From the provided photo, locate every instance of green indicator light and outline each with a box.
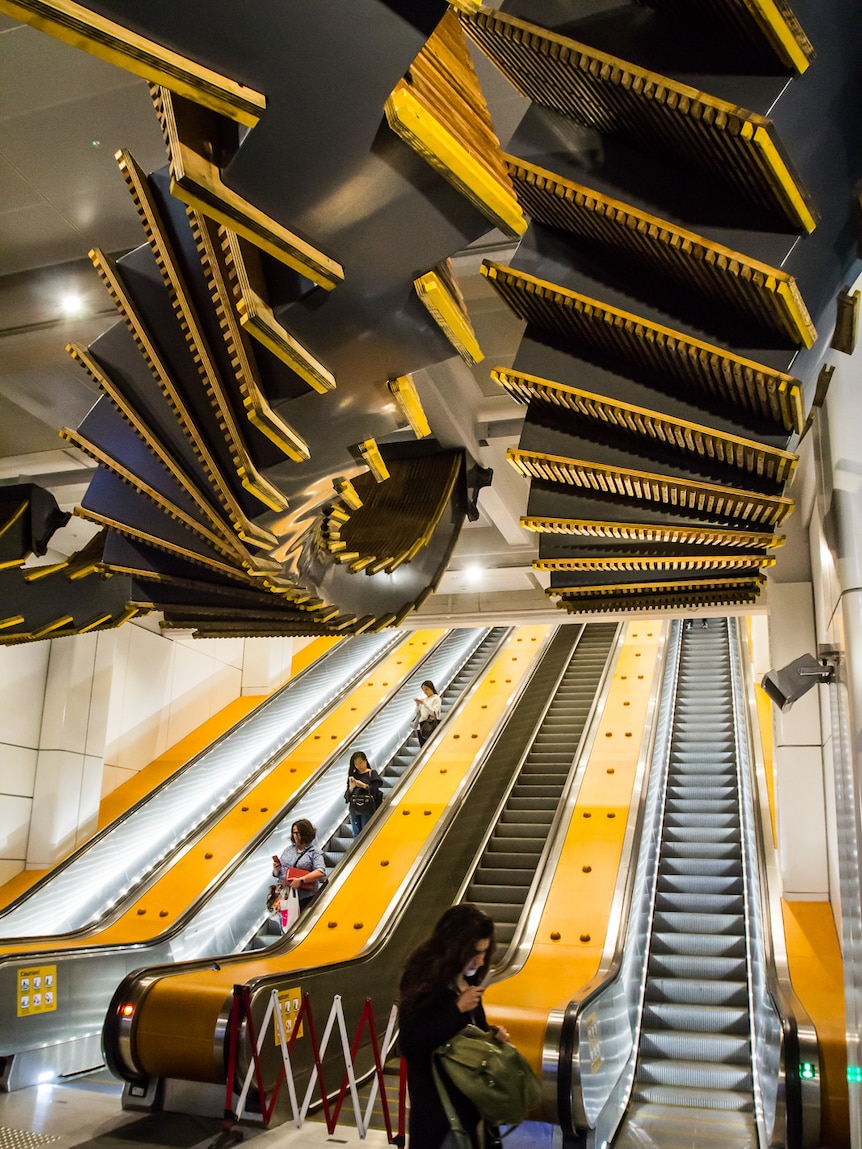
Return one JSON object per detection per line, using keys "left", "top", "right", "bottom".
{"left": 800, "top": 1063, "right": 816, "bottom": 1080}
{"left": 848, "top": 1066, "right": 862, "bottom": 1084}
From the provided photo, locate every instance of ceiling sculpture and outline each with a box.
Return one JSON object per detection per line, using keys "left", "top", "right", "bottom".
{"left": 0, "top": 0, "right": 858, "bottom": 641}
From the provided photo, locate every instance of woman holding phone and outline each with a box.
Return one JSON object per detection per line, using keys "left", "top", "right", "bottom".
{"left": 398, "top": 904, "right": 509, "bottom": 1149}
{"left": 271, "top": 818, "right": 326, "bottom": 914}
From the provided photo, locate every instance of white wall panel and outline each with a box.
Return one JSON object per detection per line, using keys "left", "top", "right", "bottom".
{"left": 75, "top": 753, "right": 105, "bottom": 846}
{"left": 768, "top": 582, "right": 822, "bottom": 750}
{"left": 39, "top": 633, "right": 97, "bottom": 753}
{"left": 0, "top": 641, "right": 49, "bottom": 750}
{"left": 100, "top": 762, "right": 136, "bottom": 800}
{"left": 0, "top": 794, "right": 32, "bottom": 865}
{"left": 161, "top": 641, "right": 240, "bottom": 754}
{"left": 0, "top": 743, "right": 37, "bottom": 798}
{"left": 0, "top": 859, "right": 25, "bottom": 885}
{"left": 106, "top": 624, "right": 174, "bottom": 773}
{"left": 241, "top": 636, "right": 294, "bottom": 695}
{"left": 776, "top": 744, "right": 830, "bottom": 898}
{"left": 26, "top": 748, "right": 87, "bottom": 865}
{"left": 87, "top": 629, "right": 118, "bottom": 758}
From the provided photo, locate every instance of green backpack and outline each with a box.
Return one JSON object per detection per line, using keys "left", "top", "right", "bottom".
{"left": 433, "top": 1023, "right": 542, "bottom": 1130}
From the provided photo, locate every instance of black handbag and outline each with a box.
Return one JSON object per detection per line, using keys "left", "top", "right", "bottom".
{"left": 349, "top": 788, "right": 376, "bottom": 816}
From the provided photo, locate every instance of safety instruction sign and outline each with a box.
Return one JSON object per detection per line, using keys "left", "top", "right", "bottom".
{"left": 273, "top": 986, "right": 303, "bottom": 1046}
{"left": 17, "top": 965, "right": 57, "bottom": 1017}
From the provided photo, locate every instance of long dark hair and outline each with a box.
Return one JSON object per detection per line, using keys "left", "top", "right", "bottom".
{"left": 399, "top": 904, "right": 496, "bottom": 1014}
{"left": 421, "top": 679, "right": 438, "bottom": 695}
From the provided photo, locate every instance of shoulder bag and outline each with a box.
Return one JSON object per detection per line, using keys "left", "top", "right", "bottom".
{"left": 433, "top": 1023, "right": 541, "bottom": 1128}
{"left": 349, "top": 788, "right": 376, "bottom": 816}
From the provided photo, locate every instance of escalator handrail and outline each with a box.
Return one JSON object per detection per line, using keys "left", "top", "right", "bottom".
{"left": 552, "top": 619, "right": 680, "bottom": 1136}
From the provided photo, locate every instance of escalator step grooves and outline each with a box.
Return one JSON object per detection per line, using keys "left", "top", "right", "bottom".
{"left": 633, "top": 620, "right": 755, "bottom": 1115}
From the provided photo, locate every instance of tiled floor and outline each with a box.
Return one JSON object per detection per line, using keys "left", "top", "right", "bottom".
{"left": 0, "top": 1070, "right": 556, "bottom": 1149}
{"left": 0, "top": 1069, "right": 393, "bottom": 1149}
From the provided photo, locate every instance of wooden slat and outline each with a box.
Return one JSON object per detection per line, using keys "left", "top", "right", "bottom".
{"left": 483, "top": 262, "right": 805, "bottom": 434}
{"left": 117, "top": 148, "right": 291, "bottom": 514}
{"left": 505, "top": 155, "right": 815, "bottom": 347}
{"left": 521, "top": 515, "right": 783, "bottom": 549}
{"left": 495, "top": 368, "right": 798, "bottom": 486}
{"left": 385, "top": 10, "right": 525, "bottom": 236}
{"left": 540, "top": 553, "right": 774, "bottom": 573}
{"left": 641, "top": 0, "right": 814, "bottom": 74}
{"left": 459, "top": 5, "right": 816, "bottom": 231}
{"left": 552, "top": 575, "right": 765, "bottom": 612}
{"left": 0, "top": 0, "right": 266, "bottom": 124}
{"left": 508, "top": 447, "right": 793, "bottom": 526}
{"left": 87, "top": 249, "right": 278, "bottom": 551}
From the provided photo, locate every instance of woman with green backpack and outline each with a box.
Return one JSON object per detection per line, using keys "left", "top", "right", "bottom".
{"left": 398, "top": 905, "right": 516, "bottom": 1149}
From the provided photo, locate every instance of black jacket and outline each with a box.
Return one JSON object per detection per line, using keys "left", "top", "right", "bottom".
{"left": 399, "top": 986, "right": 489, "bottom": 1149}
{"left": 344, "top": 764, "right": 383, "bottom": 809}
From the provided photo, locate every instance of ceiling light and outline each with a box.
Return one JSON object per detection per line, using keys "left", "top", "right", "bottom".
{"left": 59, "top": 293, "right": 85, "bottom": 318}
{"left": 464, "top": 564, "right": 483, "bottom": 584}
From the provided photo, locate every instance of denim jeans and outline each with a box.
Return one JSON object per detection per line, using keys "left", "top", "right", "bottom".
{"left": 350, "top": 812, "right": 372, "bottom": 837}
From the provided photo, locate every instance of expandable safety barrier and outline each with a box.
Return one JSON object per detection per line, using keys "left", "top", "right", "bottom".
{"left": 215, "top": 984, "right": 405, "bottom": 1146}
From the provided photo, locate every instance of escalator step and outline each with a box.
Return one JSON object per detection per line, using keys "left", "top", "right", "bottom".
{"left": 648, "top": 953, "right": 747, "bottom": 979}
{"left": 510, "top": 786, "right": 568, "bottom": 800}
{"left": 486, "top": 837, "right": 548, "bottom": 854}
{"left": 661, "top": 841, "right": 740, "bottom": 860}
{"left": 635, "top": 1057, "right": 752, "bottom": 1092}
{"left": 493, "top": 823, "right": 548, "bottom": 840}
{"left": 642, "top": 1001, "right": 749, "bottom": 1035}
{"left": 639, "top": 1029, "right": 750, "bottom": 1064}
{"left": 482, "top": 850, "right": 537, "bottom": 864}
{"left": 653, "top": 911, "right": 744, "bottom": 935}
{"left": 660, "top": 858, "right": 742, "bottom": 878}
{"left": 651, "top": 932, "right": 746, "bottom": 959}
{"left": 665, "top": 799, "right": 738, "bottom": 815}
{"left": 499, "top": 809, "right": 556, "bottom": 825}
{"left": 645, "top": 978, "right": 749, "bottom": 1007}
{"left": 657, "top": 875, "right": 743, "bottom": 895}
{"left": 630, "top": 1083, "right": 754, "bottom": 1111}
{"left": 654, "top": 892, "right": 744, "bottom": 913}
{"left": 470, "top": 872, "right": 534, "bottom": 893}
{"left": 471, "top": 901, "right": 521, "bottom": 924}
{"left": 466, "top": 884, "right": 530, "bottom": 904}
{"left": 507, "top": 797, "right": 560, "bottom": 811}
{"left": 663, "top": 827, "right": 740, "bottom": 843}
{"left": 664, "top": 813, "right": 740, "bottom": 829}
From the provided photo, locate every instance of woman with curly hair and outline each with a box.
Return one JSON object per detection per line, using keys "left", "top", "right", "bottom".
{"left": 398, "top": 904, "right": 509, "bottom": 1149}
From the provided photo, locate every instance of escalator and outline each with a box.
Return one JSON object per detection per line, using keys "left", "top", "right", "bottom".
{"left": 102, "top": 623, "right": 621, "bottom": 1111}
{"left": 465, "top": 622, "right": 618, "bottom": 948}
{"left": 631, "top": 619, "right": 755, "bottom": 1134}
{"left": 555, "top": 619, "right": 818, "bottom": 1149}
{"left": 0, "top": 627, "right": 506, "bottom": 1089}
{"left": 323, "top": 627, "right": 510, "bottom": 872}
{"left": 0, "top": 630, "right": 401, "bottom": 941}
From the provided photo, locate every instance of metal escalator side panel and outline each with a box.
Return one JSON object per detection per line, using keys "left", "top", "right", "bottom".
{"left": 552, "top": 619, "right": 682, "bottom": 1137}
{"left": 730, "top": 619, "right": 820, "bottom": 1149}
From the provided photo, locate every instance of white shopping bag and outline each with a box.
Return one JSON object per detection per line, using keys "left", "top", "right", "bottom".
{"left": 279, "top": 885, "right": 300, "bottom": 930}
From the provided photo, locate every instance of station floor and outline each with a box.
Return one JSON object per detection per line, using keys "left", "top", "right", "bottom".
{"left": 0, "top": 1068, "right": 557, "bottom": 1149}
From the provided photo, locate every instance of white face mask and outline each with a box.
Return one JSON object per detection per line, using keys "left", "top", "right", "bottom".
{"left": 464, "top": 962, "right": 480, "bottom": 978}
